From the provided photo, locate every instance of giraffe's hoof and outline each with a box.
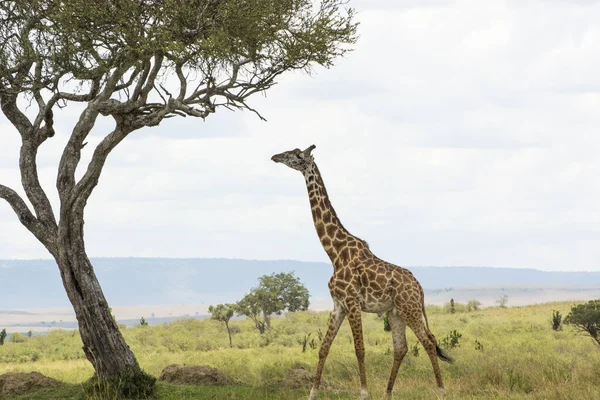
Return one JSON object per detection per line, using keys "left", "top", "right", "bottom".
{"left": 382, "top": 392, "right": 392, "bottom": 400}
{"left": 308, "top": 387, "right": 318, "bottom": 400}
{"left": 361, "top": 388, "right": 369, "bottom": 400}
{"left": 437, "top": 387, "right": 446, "bottom": 399}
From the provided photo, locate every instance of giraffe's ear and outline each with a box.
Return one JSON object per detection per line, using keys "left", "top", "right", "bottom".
{"left": 303, "top": 144, "right": 316, "bottom": 156}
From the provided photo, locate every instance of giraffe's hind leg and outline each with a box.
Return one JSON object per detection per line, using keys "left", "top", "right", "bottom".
{"left": 405, "top": 317, "right": 445, "bottom": 392}
{"left": 384, "top": 309, "right": 408, "bottom": 400}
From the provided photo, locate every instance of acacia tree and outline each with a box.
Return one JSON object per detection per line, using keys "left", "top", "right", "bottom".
{"left": 208, "top": 303, "right": 235, "bottom": 348}
{"left": 237, "top": 272, "right": 309, "bottom": 332}
{"left": 236, "top": 291, "right": 267, "bottom": 334}
{"left": 564, "top": 300, "right": 600, "bottom": 347}
{"left": 0, "top": 0, "right": 356, "bottom": 396}
{"left": 256, "top": 271, "right": 310, "bottom": 329}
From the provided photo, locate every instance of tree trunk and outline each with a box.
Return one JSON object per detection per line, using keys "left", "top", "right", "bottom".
{"left": 264, "top": 312, "right": 271, "bottom": 330}
{"left": 55, "top": 213, "right": 154, "bottom": 397}
{"left": 225, "top": 321, "right": 232, "bottom": 348}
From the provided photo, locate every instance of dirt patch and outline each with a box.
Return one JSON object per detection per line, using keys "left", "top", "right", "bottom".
{"left": 158, "top": 364, "right": 235, "bottom": 386}
{"left": 0, "top": 372, "right": 61, "bottom": 396}
{"left": 272, "top": 367, "right": 334, "bottom": 390}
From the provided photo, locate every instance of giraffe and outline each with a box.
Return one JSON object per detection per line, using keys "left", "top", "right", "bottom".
{"left": 271, "top": 145, "right": 453, "bottom": 400}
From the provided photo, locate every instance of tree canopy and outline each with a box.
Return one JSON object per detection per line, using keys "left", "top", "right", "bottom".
{"left": 236, "top": 272, "right": 309, "bottom": 333}
{"left": 208, "top": 303, "right": 236, "bottom": 347}
{"left": 564, "top": 300, "right": 600, "bottom": 347}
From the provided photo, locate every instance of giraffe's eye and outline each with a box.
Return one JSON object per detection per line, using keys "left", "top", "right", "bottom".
{"left": 295, "top": 153, "right": 302, "bottom": 159}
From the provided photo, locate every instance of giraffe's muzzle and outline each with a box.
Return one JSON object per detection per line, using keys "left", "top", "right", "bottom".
{"left": 271, "top": 154, "right": 284, "bottom": 163}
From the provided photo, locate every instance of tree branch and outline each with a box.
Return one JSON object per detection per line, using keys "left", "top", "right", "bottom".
{"left": 0, "top": 183, "right": 56, "bottom": 253}
{"left": 19, "top": 138, "right": 58, "bottom": 229}
{"left": 69, "top": 124, "right": 134, "bottom": 212}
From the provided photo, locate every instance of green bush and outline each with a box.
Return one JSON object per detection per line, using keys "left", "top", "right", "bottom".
{"left": 9, "top": 332, "right": 27, "bottom": 343}
{"left": 551, "top": 310, "right": 562, "bottom": 331}
{"left": 564, "top": 300, "right": 600, "bottom": 346}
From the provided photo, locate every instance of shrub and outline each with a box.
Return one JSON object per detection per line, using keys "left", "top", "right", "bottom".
{"left": 551, "top": 310, "right": 562, "bottom": 331}
{"left": 467, "top": 300, "right": 482, "bottom": 312}
{"left": 443, "top": 301, "right": 468, "bottom": 314}
{"left": 410, "top": 342, "right": 420, "bottom": 357}
{"left": 440, "top": 330, "right": 462, "bottom": 349}
{"left": 474, "top": 339, "right": 484, "bottom": 351}
{"left": 496, "top": 294, "right": 509, "bottom": 308}
{"left": 383, "top": 314, "right": 391, "bottom": 332}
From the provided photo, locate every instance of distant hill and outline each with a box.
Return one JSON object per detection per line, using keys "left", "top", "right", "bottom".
{"left": 1, "top": 258, "right": 600, "bottom": 309}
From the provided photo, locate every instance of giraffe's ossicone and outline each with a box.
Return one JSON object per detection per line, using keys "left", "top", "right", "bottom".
{"left": 272, "top": 145, "right": 453, "bottom": 400}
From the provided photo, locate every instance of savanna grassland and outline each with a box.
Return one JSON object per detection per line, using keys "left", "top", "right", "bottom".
{"left": 1, "top": 301, "right": 599, "bottom": 399}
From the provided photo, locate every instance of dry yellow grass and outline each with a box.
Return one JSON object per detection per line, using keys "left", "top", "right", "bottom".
{"left": 2, "top": 301, "right": 600, "bottom": 399}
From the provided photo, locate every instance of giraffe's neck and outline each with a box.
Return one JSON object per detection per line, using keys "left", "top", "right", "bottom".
{"left": 303, "top": 163, "right": 355, "bottom": 263}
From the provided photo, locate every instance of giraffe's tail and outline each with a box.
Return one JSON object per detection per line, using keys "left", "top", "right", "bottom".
{"left": 422, "top": 295, "right": 455, "bottom": 364}
{"left": 436, "top": 345, "right": 454, "bottom": 363}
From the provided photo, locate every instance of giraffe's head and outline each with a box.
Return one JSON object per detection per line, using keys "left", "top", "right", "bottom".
{"left": 271, "top": 145, "right": 316, "bottom": 172}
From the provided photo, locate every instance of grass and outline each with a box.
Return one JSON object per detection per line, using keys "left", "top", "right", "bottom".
{"left": 2, "top": 301, "right": 600, "bottom": 399}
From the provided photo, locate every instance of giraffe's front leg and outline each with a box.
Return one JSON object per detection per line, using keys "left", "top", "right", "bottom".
{"left": 310, "top": 301, "right": 346, "bottom": 400}
{"left": 346, "top": 303, "right": 368, "bottom": 400}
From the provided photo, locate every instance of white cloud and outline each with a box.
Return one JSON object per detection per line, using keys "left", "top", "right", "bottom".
{"left": 1, "top": 1, "right": 600, "bottom": 271}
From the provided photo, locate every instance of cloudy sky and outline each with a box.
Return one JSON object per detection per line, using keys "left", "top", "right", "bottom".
{"left": 1, "top": 0, "right": 600, "bottom": 271}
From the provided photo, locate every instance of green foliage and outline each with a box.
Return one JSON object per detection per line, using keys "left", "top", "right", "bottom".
{"left": 564, "top": 300, "right": 600, "bottom": 346}
{"left": 236, "top": 272, "right": 309, "bottom": 333}
{"left": 497, "top": 294, "right": 509, "bottom": 308}
{"left": 0, "top": 0, "right": 357, "bottom": 119}
{"left": 551, "top": 310, "right": 562, "bottom": 331}
{"left": 474, "top": 339, "right": 484, "bottom": 351}
{"left": 410, "top": 342, "right": 420, "bottom": 357}
{"left": 440, "top": 329, "right": 462, "bottom": 349}
{"left": 209, "top": 304, "right": 235, "bottom": 324}
{"left": 467, "top": 300, "right": 482, "bottom": 312}
{"left": 235, "top": 292, "right": 266, "bottom": 334}
{"left": 443, "top": 300, "right": 468, "bottom": 314}
{"left": 0, "top": 328, "right": 6, "bottom": 345}
{"left": 9, "top": 332, "right": 27, "bottom": 343}
{"left": 382, "top": 314, "right": 391, "bottom": 332}
{"left": 140, "top": 317, "right": 148, "bottom": 327}
{"left": 256, "top": 272, "right": 310, "bottom": 315}
{"left": 209, "top": 303, "right": 236, "bottom": 348}
{"left": 300, "top": 328, "right": 323, "bottom": 352}
{"left": 300, "top": 332, "right": 319, "bottom": 352}
{"left": 83, "top": 367, "right": 156, "bottom": 400}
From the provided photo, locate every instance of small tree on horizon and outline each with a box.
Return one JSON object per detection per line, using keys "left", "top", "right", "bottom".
{"left": 496, "top": 294, "right": 509, "bottom": 308}
{"left": 9, "top": 332, "right": 26, "bottom": 343}
{"left": 235, "top": 292, "right": 266, "bottom": 334}
{"left": 450, "top": 298, "right": 456, "bottom": 314}
{"left": 236, "top": 272, "right": 310, "bottom": 333}
{"left": 208, "top": 303, "right": 235, "bottom": 348}
{"left": 467, "top": 300, "right": 481, "bottom": 312}
{"left": 564, "top": 300, "right": 600, "bottom": 347}
{"left": 0, "top": 329, "right": 6, "bottom": 345}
